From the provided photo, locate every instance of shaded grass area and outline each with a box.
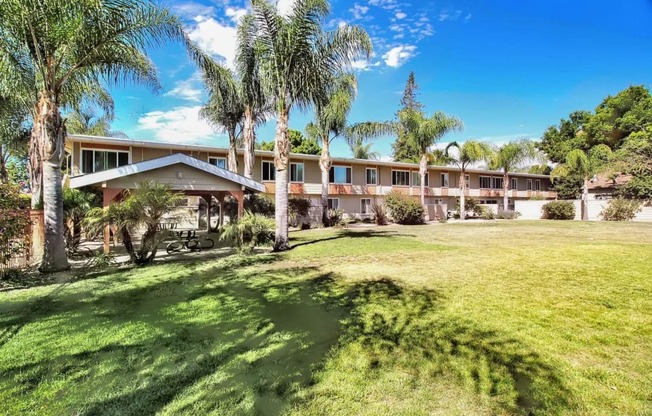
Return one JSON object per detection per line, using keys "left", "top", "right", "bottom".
{"left": 1, "top": 223, "right": 651, "bottom": 415}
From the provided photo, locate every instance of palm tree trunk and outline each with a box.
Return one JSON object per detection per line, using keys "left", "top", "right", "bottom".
{"left": 459, "top": 171, "right": 466, "bottom": 221}
{"left": 503, "top": 172, "right": 509, "bottom": 211}
{"left": 273, "top": 108, "right": 290, "bottom": 251}
{"left": 582, "top": 178, "right": 589, "bottom": 221}
{"left": 420, "top": 153, "right": 427, "bottom": 219}
{"left": 36, "top": 97, "right": 70, "bottom": 272}
{"left": 227, "top": 128, "right": 238, "bottom": 173}
{"left": 320, "top": 137, "right": 331, "bottom": 226}
{"left": 243, "top": 106, "right": 256, "bottom": 179}
{"left": 29, "top": 130, "right": 42, "bottom": 208}
{"left": 0, "top": 150, "right": 8, "bottom": 184}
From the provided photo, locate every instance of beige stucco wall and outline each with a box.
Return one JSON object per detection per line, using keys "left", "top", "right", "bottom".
{"left": 105, "top": 164, "right": 242, "bottom": 192}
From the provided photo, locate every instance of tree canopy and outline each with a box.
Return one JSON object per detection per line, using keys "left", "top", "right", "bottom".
{"left": 258, "top": 129, "right": 321, "bottom": 155}
{"left": 392, "top": 72, "right": 423, "bottom": 162}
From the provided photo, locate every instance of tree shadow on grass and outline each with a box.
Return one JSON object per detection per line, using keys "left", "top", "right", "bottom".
{"left": 290, "top": 229, "right": 417, "bottom": 249}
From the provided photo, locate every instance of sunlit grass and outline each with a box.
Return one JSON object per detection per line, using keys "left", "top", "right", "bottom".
{"left": 1, "top": 221, "right": 651, "bottom": 415}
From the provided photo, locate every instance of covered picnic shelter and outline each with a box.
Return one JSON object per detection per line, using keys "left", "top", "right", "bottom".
{"left": 69, "top": 153, "right": 266, "bottom": 253}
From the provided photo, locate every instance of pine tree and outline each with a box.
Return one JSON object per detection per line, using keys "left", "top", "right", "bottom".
{"left": 392, "top": 71, "right": 424, "bottom": 162}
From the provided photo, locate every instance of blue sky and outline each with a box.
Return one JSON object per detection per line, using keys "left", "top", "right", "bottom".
{"left": 110, "top": 0, "right": 652, "bottom": 159}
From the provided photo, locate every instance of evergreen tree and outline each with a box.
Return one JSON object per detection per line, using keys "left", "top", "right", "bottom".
{"left": 392, "top": 72, "right": 423, "bottom": 162}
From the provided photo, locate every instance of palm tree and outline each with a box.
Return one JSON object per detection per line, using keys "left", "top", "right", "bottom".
{"left": 66, "top": 106, "right": 128, "bottom": 138}
{"left": 0, "top": 0, "right": 216, "bottom": 272}
{"left": 489, "top": 140, "right": 539, "bottom": 210}
{"left": 445, "top": 140, "right": 494, "bottom": 220}
{"left": 200, "top": 71, "right": 244, "bottom": 172}
{"left": 350, "top": 139, "right": 380, "bottom": 160}
{"left": 250, "top": 0, "right": 372, "bottom": 250}
{"left": 551, "top": 145, "right": 612, "bottom": 221}
{"left": 305, "top": 73, "right": 391, "bottom": 225}
{"left": 400, "top": 109, "right": 463, "bottom": 210}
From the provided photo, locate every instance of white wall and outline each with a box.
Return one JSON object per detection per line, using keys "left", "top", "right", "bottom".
{"left": 514, "top": 199, "right": 652, "bottom": 222}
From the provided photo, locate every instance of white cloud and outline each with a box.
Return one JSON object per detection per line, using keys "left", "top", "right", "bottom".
{"left": 368, "top": 0, "right": 398, "bottom": 11}
{"left": 171, "top": 2, "right": 215, "bottom": 19}
{"left": 350, "top": 59, "right": 380, "bottom": 71}
{"left": 439, "top": 10, "right": 463, "bottom": 22}
{"left": 187, "top": 15, "right": 237, "bottom": 69}
{"left": 276, "top": 0, "right": 296, "bottom": 17}
{"left": 350, "top": 3, "right": 369, "bottom": 20}
{"left": 137, "top": 106, "right": 218, "bottom": 142}
{"left": 163, "top": 75, "right": 203, "bottom": 102}
{"left": 395, "top": 11, "right": 407, "bottom": 20}
{"left": 382, "top": 45, "right": 417, "bottom": 68}
{"left": 225, "top": 7, "right": 248, "bottom": 24}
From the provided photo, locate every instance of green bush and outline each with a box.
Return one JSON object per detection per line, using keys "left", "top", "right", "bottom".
{"left": 614, "top": 176, "right": 652, "bottom": 200}
{"left": 496, "top": 209, "right": 520, "bottom": 219}
{"left": 371, "top": 203, "right": 388, "bottom": 226}
{"left": 325, "top": 209, "right": 344, "bottom": 227}
{"left": 600, "top": 198, "right": 642, "bottom": 221}
{"left": 289, "top": 197, "right": 312, "bottom": 227}
{"left": 478, "top": 206, "right": 495, "bottom": 220}
{"left": 384, "top": 192, "right": 425, "bottom": 225}
{"left": 220, "top": 211, "right": 275, "bottom": 253}
{"left": 542, "top": 201, "right": 576, "bottom": 220}
{"left": 224, "top": 194, "right": 275, "bottom": 219}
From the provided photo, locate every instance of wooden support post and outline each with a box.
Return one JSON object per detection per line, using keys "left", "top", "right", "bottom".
{"left": 205, "top": 194, "right": 212, "bottom": 232}
{"left": 216, "top": 192, "right": 225, "bottom": 227}
{"left": 102, "top": 188, "right": 122, "bottom": 254}
{"left": 231, "top": 190, "right": 244, "bottom": 221}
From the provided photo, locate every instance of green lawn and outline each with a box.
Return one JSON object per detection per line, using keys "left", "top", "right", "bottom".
{"left": 1, "top": 221, "right": 651, "bottom": 415}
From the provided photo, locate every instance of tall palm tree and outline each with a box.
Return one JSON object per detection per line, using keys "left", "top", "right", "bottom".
{"left": 489, "top": 140, "right": 539, "bottom": 210}
{"left": 400, "top": 109, "right": 463, "bottom": 210}
{"left": 551, "top": 145, "right": 612, "bottom": 221}
{"left": 305, "top": 73, "right": 392, "bottom": 225}
{"left": 0, "top": 0, "right": 217, "bottom": 272}
{"left": 445, "top": 140, "right": 494, "bottom": 220}
{"left": 200, "top": 71, "right": 244, "bottom": 172}
{"left": 350, "top": 139, "right": 380, "bottom": 160}
{"left": 250, "top": 0, "right": 372, "bottom": 250}
{"left": 66, "top": 105, "right": 127, "bottom": 138}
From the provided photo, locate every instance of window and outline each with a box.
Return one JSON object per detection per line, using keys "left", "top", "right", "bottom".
{"left": 361, "top": 198, "right": 372, "bottom": 214}
{"left": 208, "top": 157, "right": 226, "bottom": 169}
{"left": 511, "top": 178, "right": 518, "bottom": 190}
{"left": 290, "top": 163, "right": 304, "bottom": 182}
{"left": 493, "top": 177, "right": 504, "bottom": 190}
{"left": 262, "top": 161, "right": 276, "bottom": 181}
{"left": 479, "top": 200, "right": 498, "bottom": 205}
{"left": 366, "top": 168, "right": 377, "bottom": 185}
{"left": 412, "top": 172, "right": 429, "bottom": 187}
{"left": 465, "top": 174, "right": 470, "bottom": 188}
{"left": 479, "top": 176, "right": 492, "bottom": 189}
{"left": 329, "top": 166, "right": 352, "bottom": 184}
{"left": 440, "top": 173, "right": 449, "bottom": 188}
{"left": 527, "top": 179, "right": 533, "bottom": 190}
{"left": 535, "top": 180, "right": 541, "bottom": 191}
{"left": 81, "top": 149, "right": 129, "bottom": 173}
{"left": 327, "top": 198, "right": 339, "bottom": 210}
{"left": 392, "top": 170, "right": 410, "bottom": 186}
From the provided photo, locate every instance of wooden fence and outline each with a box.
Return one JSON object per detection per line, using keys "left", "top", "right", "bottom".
{"left": 0, "top": 210, "right": 44, "bottom": 273}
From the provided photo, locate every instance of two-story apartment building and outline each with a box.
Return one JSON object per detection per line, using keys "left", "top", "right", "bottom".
{"left": 66, "top": 134, "right": 556, "bottom": 221}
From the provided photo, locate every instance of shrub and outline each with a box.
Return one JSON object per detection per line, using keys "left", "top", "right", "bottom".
{"left": 371, "top": 203, "right": 388, "bottom": 226}
{"left": 478, "top": 206, "right": 495, "bottom": 220}
{"left": 496, "top": 209, "right": 521, "bottom": 220}
{"left": 63, "top": 187, "right": 101, "bottom": 252}
{"left": 384, "top": 192, "right": 425, "bottom": 225}
{"left": 289, "top": 197, "right": 312, "bottom": 227}
{"left": 457, "top": 197, "right": 479, "bottom": 217}
{"left": 224, "top": 194, "right": 275, "bottom": 219}
{"left": 325, "top": 209, "right": 343, "bottom": 227}
{"left": 600, "top": 198, "right": 642, "bottom": 221}
{"left": 220, "top": 211, "right": 275, "bottom": 253}
{"left": 0, "top": 183, "right": 31, "bottom": 272}
{"left": 542, "top": 201, "right": 576, "bottom": 220}
{"left": 614, "top": 176, "right": 652, "bottom": 200}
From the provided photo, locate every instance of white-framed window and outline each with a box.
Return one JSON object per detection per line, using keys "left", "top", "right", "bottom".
{"left": 527, "top": 179, "right": 533, "bottom": 191}
{"left": 412, "top": 172, "right": 429, "bottom": 187}
{"left": 535, "top": 179, "right": 541, "bottom": 191}
{"left": 327, "top": 198, "right": 340, "bottom": 210}
{"left": 366, "top": 168, "right": 377, "bottom": 185}
{"left": 440, "top": 172, "right": 449, "bottom": 188}
{"left": 329, "top": 166, "right": 352, "bottom": 184}
{"left": 392, "top": 170, "right": 410, "bottom": 186}
{"left": 208, "top": 157, "right": 227, "bottom": 169}
{"left": 493, "top": 177, "right": 504, "bottom": 190}
{"left": 290, "top": 162, "right": 304, "bottom": 182}
{"left": 262, "top": 161, "right": 276, "bottom": 182}
{"left": 81, "top": 149, "right": 130, "bottom": 173}
{"left": 361, "top": 198, "right": 372, "bottom": 214}
{"left": 511, "top": 177, "right": 518, "bottom": 190}
{"left": 465, "top": 174, "right": 470, "bottom": 188}
{"left": 479, "top": 176, "right": 492, "bottom": 189}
